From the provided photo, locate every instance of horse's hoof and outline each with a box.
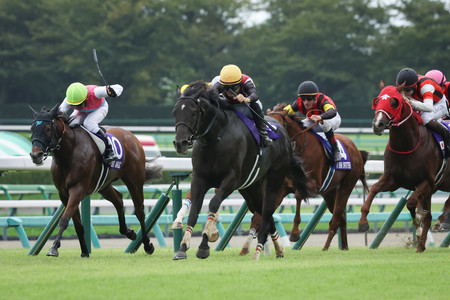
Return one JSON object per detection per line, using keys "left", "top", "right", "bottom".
{"left": 239, "top": 248, "right": 249, "bottom": 256}
{"left": 81, "top": 252, "right": 90, "bottom": 258}
{"left": 46, "top": 248, "right": 59, "bottom": 257}
{"left": 196, "top": 248, "right": 210, "bottom": 259}
{"left": 126, "top": 229, "right": 137, "bottom": 240}
{"left": 144, "top": 243, "right": 155, "bottom": 255}
{"left": 171, "top": 222, "right": 183, "bottom": 229}
{"left": 358, "top": 223, "right": 369, "bottom": 232}
{"left": 173, "top": 251, "right": 187, "bottom": 260}
{"left": 208, "top": 231, "right": 219, "bottom": 243}
{"left": 289, "top": 233, "right": 300, "bottom": 242}
{"left": 439, "top": 223, "right": 450, "bottom": 232}
{"left": 276, "top": 255, "right": 284, "bottom": 258}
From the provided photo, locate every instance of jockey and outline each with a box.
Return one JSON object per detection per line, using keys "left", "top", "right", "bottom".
{"left": 396, "top": 67, "right": 450, "bottom": 151}
{"left": 425, "top": 69, "right": 450, "bottom": 115}
{"left": 210, "top": 64, "right": 272, "bottom": 147}
{"left": 283, "top": 80, "right": 342, "bottom": 162}
{"left": 59, "top": 82, "right": 124, "bottom": 164}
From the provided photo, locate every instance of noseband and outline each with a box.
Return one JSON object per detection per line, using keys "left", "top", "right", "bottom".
{"left": 174, "top": 95, "right": 220, "bottom": 144}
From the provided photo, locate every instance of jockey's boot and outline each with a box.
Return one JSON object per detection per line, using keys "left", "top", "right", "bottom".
{"left": 325, "top": 129, "right": 341, "bottom": 162}
{"left": 97, "top": 128, "right": 119, "bottom": 164}
{"left": 255, "top": 116, "right": 272, "bottom": 147}
{"left": 426, "top": 120, "right": 450, "bottom": 153}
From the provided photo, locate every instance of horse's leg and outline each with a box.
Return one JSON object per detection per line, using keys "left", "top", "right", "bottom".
{"left": 173, "top": 181, "right": 209, "bottom": 260}
{"left": 407, "top": 183, "right": 433, "bottom": 252}
{"left": 197, "top": 186, "right": 233, "bottom": 259}
{"left": 101, "top": 186, "right": 137, "bottom": 240}
{"left": 240, "top": 214, "right": 259, "bottom": 256}
{"left": 47, "top": 190, "right": 83, "bottom": 257}
{"left": 172, "top": 190, "right": 192, "bottom": 229}
{"left": 359, "top": 174, "right": 397, "bottom": 232}
{"left": 124, "top": 182, "right": 155, "bottom": 255}
{"left": 290, "top": 190, "right": 303, "bottom": 242}
{"left": 71, "top": 209, "right": 89, "bottom": 257}
{"left": 433, "top": 196, "right": 450, "bottom": 231}
{"left": 322, "top": 191, "right": 340, "bottom": 251}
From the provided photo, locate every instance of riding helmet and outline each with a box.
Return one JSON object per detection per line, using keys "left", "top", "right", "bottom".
{"left": 396, "top": 68, "right": 418, "bottom": 88}
{"left": 297, "top": 81, "right": 319, "bottom": 96}
{"left": 219, "top": 64, "right": 242, "bottom": 86}
{"left": 66, "top": 82, "right": 88, "bottom": 105}
{"left": 425, "top": 69, "right": 446, "bottom": 85}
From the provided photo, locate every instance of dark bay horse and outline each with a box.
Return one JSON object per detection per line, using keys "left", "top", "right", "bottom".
{"left": 30, "top": 105, "right": 162, "bottom": 257}
{"left": 268, "top": 104, "right": 369, "bottom": 250}
{"left": 172, "top": 81, "right": 309, "bottom": 260}
{"left": 359, "top": 85, "right": 450, "bottom": 252}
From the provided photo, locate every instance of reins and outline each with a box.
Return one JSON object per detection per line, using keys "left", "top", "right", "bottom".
{"left": 378, "top": 98, "right": 421, "bottom": 154}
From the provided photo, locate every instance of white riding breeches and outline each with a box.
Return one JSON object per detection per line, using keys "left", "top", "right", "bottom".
{"left": 69, "top": 101, "right": 109, "bottom": 133}
{"left": 421, "top": 97, "right": 448, "bottom": 125}
{"left": 302, "top": 112, "right": 341, "bottom": 133}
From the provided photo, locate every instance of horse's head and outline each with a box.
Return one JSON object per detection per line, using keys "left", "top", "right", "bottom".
{"left": 29, "top": 104, "right": 62, "bottom": 165}
{"left": 172, "top": 81, "right": 211, "bottom": 155}
{"left": 372, "top": 85, "right": 412, "bottom": 135}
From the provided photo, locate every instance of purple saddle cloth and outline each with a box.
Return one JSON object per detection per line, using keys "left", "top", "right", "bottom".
{"left": 233, "top": 110, "right": 282, "bottom": 146}
{"left": 312, "top": 132, "right": 352, "bottom": 170}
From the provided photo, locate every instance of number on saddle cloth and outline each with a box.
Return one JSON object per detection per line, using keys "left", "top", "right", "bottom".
{"left": 312, "top": 132, "right": 351, "bottom": 170}
{"left": 81, "top": 126, "right": 125, "bottom": 169}
{"left": 430, "top": 121, "right": 450, "bottom": 158}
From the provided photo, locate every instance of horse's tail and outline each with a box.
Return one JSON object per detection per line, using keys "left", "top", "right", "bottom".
{"left": 289, "top": 155, "right": 311, "bottom": 201}
{"left": 145, "top": 157, "right": 163, "bottom": 182}
{"left": 359, "top": 150, "right": 370, "bottom": 195}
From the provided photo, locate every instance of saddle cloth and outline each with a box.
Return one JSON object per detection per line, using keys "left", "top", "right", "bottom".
{"left": 233, "top": 109, "right": 282, "bottom": 146}
{"left": 313, "top": 132, "right": 352, "bottom": 170}
{"left": 431, "top": 121, "right": 450, "bottom": 159}
{"left": 80, "top": 126, "right": 124, "bottom": 170}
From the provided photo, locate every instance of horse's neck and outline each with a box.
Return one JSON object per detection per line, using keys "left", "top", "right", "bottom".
{"left": 198, "top": 104, "right": 227, "bottom": 143}
{"left": 389, "top": 114, "right": 420, "bottom": 151}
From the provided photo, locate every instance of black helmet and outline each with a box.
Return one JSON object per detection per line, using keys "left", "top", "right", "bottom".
{"left": 298, "top": 81, "right": 319, "bottom": 95}
{"left": 396, "top": 68, "right": 418, "bottom": 88}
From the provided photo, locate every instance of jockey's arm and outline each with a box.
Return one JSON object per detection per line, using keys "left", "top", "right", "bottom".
{"left": 320, "top": 105, "right": 337, "bottom": 120}
{"left": 59, "top": 98, "right": 71, "bottom": 114}
{"left": 409, "top": 98, "right": 433, "bottom": 112}
{"left": 242, "top": 80, "right": 259, "bottom": 103}
{"left": 94, "top": 84, "right": 124, "bottom": 98}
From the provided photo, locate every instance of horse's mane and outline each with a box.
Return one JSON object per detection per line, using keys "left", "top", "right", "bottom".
{"left": 183, "top": 80, "right": 234, "bottom": 110}
{"left": 35, "top": 105, "right": 69, "bottom": 124}
{"left": 273, "top": 103, "right": 306, "bottom": 129}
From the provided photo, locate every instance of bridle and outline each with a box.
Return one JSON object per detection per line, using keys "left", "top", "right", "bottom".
{"left": 268, "top": 110, "right": 318, "bottom": 141}
{"left": 174, "top": 95, "right": 220, "bottom": 145}
{"left": 31, "top": 116, "right": 65, "bottom": 160}
{"left": 375, "top": 97, "right": 421, "bottom": 154}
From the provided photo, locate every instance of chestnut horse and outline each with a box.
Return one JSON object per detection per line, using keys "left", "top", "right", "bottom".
{"left": 172, "top": 81, "right": 309, "bottom": 260}
{"left": 30, "top": 105, "right": 162, "bottom": 257}
{"left": 358, "top": 85, "right": 450, "bottom": 252}
{"left": 268, "top": 104, "right": 369, "bottom": 250}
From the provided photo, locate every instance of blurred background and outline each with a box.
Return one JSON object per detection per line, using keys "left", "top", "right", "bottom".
{"left": 1, "top": 0, "right": 449, "bottom": 128}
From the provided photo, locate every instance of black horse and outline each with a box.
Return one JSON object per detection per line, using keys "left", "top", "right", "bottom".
{"left": 30, "top": 105, "right": 162, "bottom": 257}
{"left": 172, "top": 81, "right": 309, "bottom": 260}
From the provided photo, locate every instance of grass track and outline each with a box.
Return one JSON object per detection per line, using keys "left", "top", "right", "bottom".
{"left": 0, "top": 247, "right": 448, "bottom": 300}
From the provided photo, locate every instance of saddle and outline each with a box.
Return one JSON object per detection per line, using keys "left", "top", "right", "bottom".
{"left": 80, "top": 126, "right": 124, "bottom": 169}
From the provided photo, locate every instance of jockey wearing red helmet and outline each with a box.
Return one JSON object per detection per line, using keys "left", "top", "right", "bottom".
{"left": 397, "top": 67, "right": 450, "bottom": 151}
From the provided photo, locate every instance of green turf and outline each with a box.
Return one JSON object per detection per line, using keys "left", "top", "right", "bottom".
{"left": 0, "top": 247, "right": 448, "bottom": 300}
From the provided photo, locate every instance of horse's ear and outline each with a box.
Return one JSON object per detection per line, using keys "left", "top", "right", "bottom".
{"left": 379, "top": 80, "right": 384, "bottom": 89}
{"left": 49, "top": 104, "right": 60, "bottom": 117}
{"left": 396, "top": 82, "right": 405, "bottom": 93}
{"left": 176, "top": 85, "right": 181, "bottom": 98}
{"left": 372, "top": 97, "right": 379, "bottom": 109}
{"left": 29, "top": 105, "right": 38, "bottom": 118}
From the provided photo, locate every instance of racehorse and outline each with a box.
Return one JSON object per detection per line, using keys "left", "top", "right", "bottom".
{"left": 172, "top": 81, "right": 309, "bottom": 260}
{"left": 268, "top": 104, "right": 369, "bottom": 250}
{"left": 29, "top": 105, "right": 162, "bottom": 257}
{"left": 358, "top": 85, "right": 450, "bottom": 252}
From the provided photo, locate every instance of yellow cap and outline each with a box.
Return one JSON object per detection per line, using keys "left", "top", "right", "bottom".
{"left": 219, "top": 64, "right": 242, "bottom": 86}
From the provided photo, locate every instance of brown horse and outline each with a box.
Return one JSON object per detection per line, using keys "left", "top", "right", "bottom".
{"left": 29, "top": 105, "right": 162, "bottom": 257}
{"left": 358, "top": 85, "right": 450, "bottom": 252}
{"left": 268, "top": 104, "right": 369, "bottom": 250}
